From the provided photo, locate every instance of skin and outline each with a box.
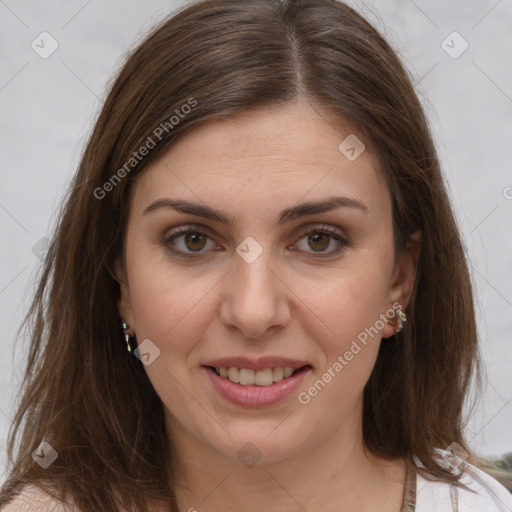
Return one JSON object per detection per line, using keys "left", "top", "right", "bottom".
{"left": 116, "top": 100, "right": 421, "bottom": 512}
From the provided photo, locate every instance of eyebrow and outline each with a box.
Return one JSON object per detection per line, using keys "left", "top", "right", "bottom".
{"left": 142, "top": 196, "right": 369, "bottom": 225}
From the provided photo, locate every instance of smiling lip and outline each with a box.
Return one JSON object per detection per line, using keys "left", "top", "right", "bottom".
{"left": 202, "top": 358, "right": 311, "bottom": 407}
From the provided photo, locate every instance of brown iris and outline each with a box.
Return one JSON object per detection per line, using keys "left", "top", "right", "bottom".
{"left": 308, "top": 232, "right": 330, "bottom": 252}
{"left": 185, "top": 232, "right": 208, "bottom": 252}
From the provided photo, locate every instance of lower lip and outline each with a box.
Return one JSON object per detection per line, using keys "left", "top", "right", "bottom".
{"left": 203, "top": 366, "right": 311, "bottom": 407}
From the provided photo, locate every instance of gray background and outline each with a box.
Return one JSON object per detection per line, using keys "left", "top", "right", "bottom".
{"left": 1, "top": 0, "right": 511, "bottom": 480}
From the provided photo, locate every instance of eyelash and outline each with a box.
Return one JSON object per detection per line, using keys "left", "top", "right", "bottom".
{"left": 163, "top": 224, "right": 349, "bottom": 259}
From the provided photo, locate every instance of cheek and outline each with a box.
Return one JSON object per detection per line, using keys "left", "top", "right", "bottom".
{"left": 294, "top": 262, "right": 392, "bottom": 405}
{"left": 124, "top": 230, "right": 216, "bottom": 340}
{"left": 302, "top": 257, "right": 391, "bottom": 346}
{"left": 295, "top": 270, "right": 388, "bottom": 410}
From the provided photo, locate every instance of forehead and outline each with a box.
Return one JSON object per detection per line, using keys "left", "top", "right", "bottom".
{"left": 130, "top": 101, "right": 390, "bottom": 224}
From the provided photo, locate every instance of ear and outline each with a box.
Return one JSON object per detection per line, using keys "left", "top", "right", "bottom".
{"left": 114, "top": 256, "right": 135, "bottom": 332}
{"left": 381, "top": 230, "right": 422, "bottom": 339}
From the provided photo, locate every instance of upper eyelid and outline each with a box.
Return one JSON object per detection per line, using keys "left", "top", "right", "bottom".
{"left": 165, "top": 222, "right": 346, "bottom": 240}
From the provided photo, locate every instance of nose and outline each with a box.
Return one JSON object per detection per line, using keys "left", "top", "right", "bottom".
{"left": 219, "top": 246, "right": 291, "bottom": 340}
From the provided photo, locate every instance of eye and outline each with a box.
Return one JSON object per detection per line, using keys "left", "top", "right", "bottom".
{"left": 292, "top": 224, "right": 348, "bottom": 256}
{"left": 164, "top": 226, "right": 219, "bottom": 257}
{"left": 163, "top": 223, "right": 348, "bottom": 259}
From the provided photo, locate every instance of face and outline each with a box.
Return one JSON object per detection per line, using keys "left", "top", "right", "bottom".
{"left": 116, "top": 100, "right": 419, "bottom": 467}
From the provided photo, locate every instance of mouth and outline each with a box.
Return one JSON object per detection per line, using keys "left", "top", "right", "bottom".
{"left": 204, "top": 365, "right": 311, "bottom": 387}
{"left": 202, "top": 363, "right": 312, "bottom": 407}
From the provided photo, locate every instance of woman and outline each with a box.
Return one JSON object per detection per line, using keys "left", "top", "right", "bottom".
{"left": 1, "top": 0, "right": 511, "bottom": 510}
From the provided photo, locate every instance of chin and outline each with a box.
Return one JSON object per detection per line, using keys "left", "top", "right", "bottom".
{"left": 204, "top": 426, "right": 312, "bottom": 467}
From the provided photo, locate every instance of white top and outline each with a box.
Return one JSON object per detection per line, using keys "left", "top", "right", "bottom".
{"left": 3, "top": 456, "right": 512, "bottom": 511}
{"left": 412, "top": 451, "right": 512, "bottom": 511}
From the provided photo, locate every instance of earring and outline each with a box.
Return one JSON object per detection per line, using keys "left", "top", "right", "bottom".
{"left": 393, "top": 308, "right": 407, "bottom": 333}
{"left": 121, "top": 318, "right": 134, "bottom": 352}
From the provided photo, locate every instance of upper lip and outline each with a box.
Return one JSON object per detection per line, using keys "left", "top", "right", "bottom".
{"left": 202, "top": 356, "right": 311, "bottom": 372}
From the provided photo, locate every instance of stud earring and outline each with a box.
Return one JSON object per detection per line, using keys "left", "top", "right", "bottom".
{"left": 121, "top": 318, "right": 134, "bottom": 352}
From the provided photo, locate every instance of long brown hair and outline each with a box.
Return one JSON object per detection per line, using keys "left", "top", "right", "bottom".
{"left": 1, "top": 0, "right": 485, "bottom": 509}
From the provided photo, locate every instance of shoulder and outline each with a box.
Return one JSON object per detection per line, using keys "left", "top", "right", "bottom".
{"left": 415, "top": 452, "right": 512, "bottom": 512}
{"left": 1, "top": 484, "right": 78, "bottom": 512}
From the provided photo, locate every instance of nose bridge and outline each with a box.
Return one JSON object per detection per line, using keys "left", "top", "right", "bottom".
{"left": 220, "top": 240, "right": 288, "bottom": 338}
{"left": 236, "top": 244, "right": 275, "bottom": 298}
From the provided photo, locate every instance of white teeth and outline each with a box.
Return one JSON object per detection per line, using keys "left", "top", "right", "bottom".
{"left": 283, "top": 367, "right": 294, "bottom": 378}
{"left": 239, "top": 369, "right": 255, "bottom": 385}
{"left": 273, "top": 367, "right": 284, "bottom": 381}
{"left": 214, "top": 366, "right": 303, "bottom": 386}
{"left": 227, "top": 367, "right": 239, "bottom": 383}
{"left": 255, "top": 368, "right": 273, "bottom": 386}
